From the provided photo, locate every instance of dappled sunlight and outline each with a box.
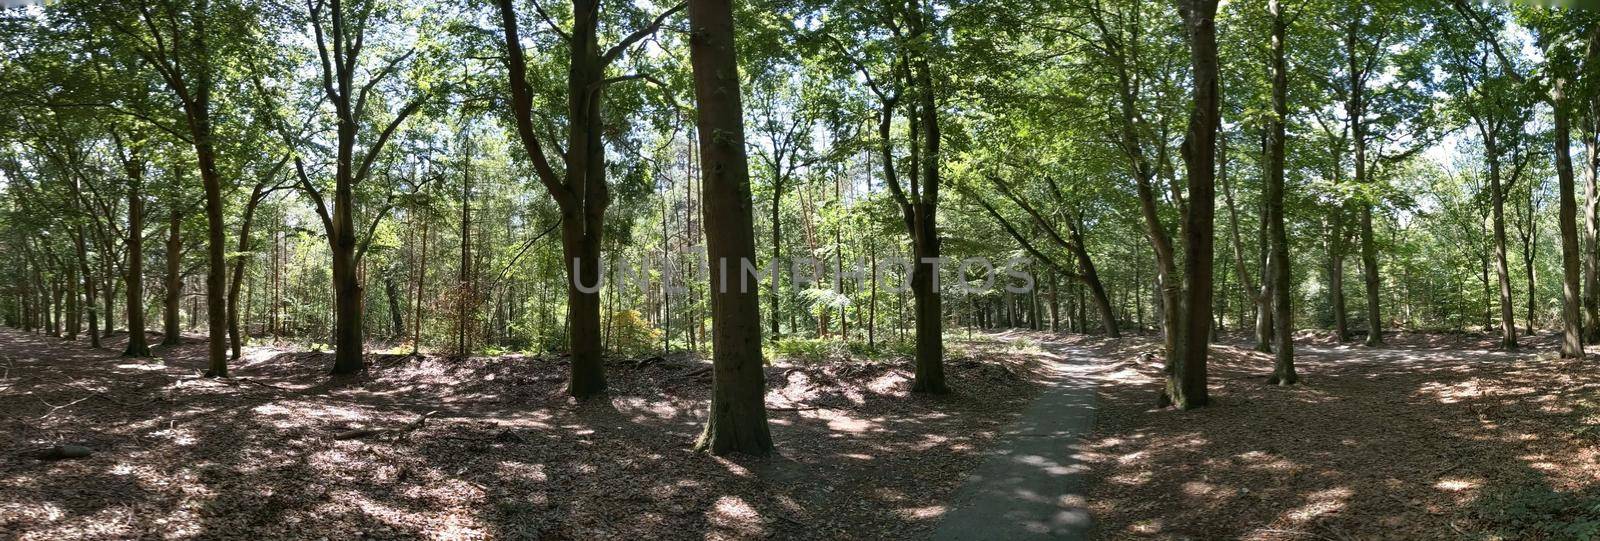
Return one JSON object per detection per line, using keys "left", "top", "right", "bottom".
{"left": 1084, "top": 332, "right": 1600, "bottom": 539}
{"left": 0, "top": 328, "right": 1073, "bottom": 537}
{"left": 1281, "top": 487, "right": 1351, "bottom": 524}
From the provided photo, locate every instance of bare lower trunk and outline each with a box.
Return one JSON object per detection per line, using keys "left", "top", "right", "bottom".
{"left": 163, "top": 209, "right": 183, "bottom": 346}
{"left": 562, "top": 219, "right": 606, "bottom": 397}
{"left": 1585, "top": 102, "right": 1600, "bottom": 342}
{"left": 1170, "top": 0, "right": 1219, "bottom": 410}
{"left": 1489, "top": 152, "right": 1517, "bottom": 350}
{"left": 1360, "top": 206, "right": 1382, "bottom": 346}
{"left": 1556, "top": 76, "right": 1584, "bottom": 358}
{"left": 201, "top": 151, "right": 229, "bottom": 377}
{"left": 124, "top": 184, "right": 149, "bottom": 356}
{"left": 227, "top": 196, "right": 262, "bottom": 361}
{"left": 1265, "top": 0, "right": 1296, "bottom": 384}
{"left": 687, "top": 0, "right": 774, "bottom": 454}
{"left": 1329, "top": 208, "right": 1349, "bottom": 341}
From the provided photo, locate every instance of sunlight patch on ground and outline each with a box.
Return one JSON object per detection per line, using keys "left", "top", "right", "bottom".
{"left": 899, "top": 504, "right": 946, "bottom": 520}
{"left": 1283, "top": 487, "right": 1352, "bottom": 523}
{"left": 706, "top": 496, "right": 766, "bottom": 540}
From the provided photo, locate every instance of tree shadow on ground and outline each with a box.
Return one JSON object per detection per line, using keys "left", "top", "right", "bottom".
{"left": 0, "top": 327, "right": 1056, "bottom": 540}
{"left": 1078, "top": 331, "right": 1600, "bottom": 539}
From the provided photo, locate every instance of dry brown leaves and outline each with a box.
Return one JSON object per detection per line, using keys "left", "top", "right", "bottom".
{"left": 1081, "top": 331, "right": 1600, "bottom": 540}
{"left": 0, "top": 329, "right": 1052, "bottom": 540}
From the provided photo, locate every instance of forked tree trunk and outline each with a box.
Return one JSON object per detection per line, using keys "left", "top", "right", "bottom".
{"left": 496, "top": 0, "right": 667, "bottom": 398}
{"left": 687, "top": 0, "right": 774, "bottom": 454}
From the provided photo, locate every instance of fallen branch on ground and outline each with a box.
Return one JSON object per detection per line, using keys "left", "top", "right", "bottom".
{"left": 19, "top": 444, "right": 93, "bottom": 460}
{"left": 334, "top": 410, "right": 438, "bottom": 441}
{"left": 767, "top": 405, "right": 822, "bottom": 412}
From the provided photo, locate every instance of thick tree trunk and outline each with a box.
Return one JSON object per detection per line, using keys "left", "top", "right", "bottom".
{"left": 497, "top": 0, "right": 622, "bottom": 398}
{"left": 1555, "top": 75, "right": 1584, "bottom": 358}
{"left": 1359, "top": 207, "right": 1382, "bottom": 346}
{"left": 1265, "top": 0, "right": 1296, "bottom": 384}
{"left": 561, "top": 217, "right": 606, "bottom": 397}
{"left": 65, "top": 259, "right": 79, "bottom": 340}
{"left": 330, "top": 181, "right": 363, "bottom": 375}
{"left": 1170, "top": 0, "right": 1219, "bottom": 410}
{"left": 686, "top": 0, "right": 774, "bottom": 454}
{"left": 124, "top": 182, "right": 149, "bottom": 356}
{"left": 909, "top": 32, "right": 947, "bottom": 395}
{"left": 163, "top": 209, "right": 183, "bottom": 346}
{"left": 194, "top": 133, "right": 230, "bottom": 375}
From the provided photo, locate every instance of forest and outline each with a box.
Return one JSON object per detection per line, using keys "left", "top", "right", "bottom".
{"left": 3, "top": 0, "right": 1600, "bottom": 538}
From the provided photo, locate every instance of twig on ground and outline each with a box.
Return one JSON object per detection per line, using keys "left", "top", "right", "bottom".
{"left": 334, "top": 410, "right": 438, "bottom": 440}
{"left": 36, "top": 395, "right": 94, "bottom": 420}
{"left": 767, "top": 405, "right": 822, "bottom": 412}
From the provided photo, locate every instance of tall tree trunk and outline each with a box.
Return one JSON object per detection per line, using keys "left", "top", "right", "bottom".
{"left": 770, "top": 174, "right": 784, "bottom": 342}
{"left": 124, "top": 181, "right": 149, "bottom": 356}
{"left": 228, "top": 190, "right": 265, "bottom": 361}
{"left": 908, "top": 37, "right": 947, "bottom": 395}
{"left": 1585, "top": 104, "right": 1600, "bottom": 342}
{"left": 65, "top": 257, "right": 79, "bottom": 340}
{"left": 1343, "top": 19, "right": 1375, "bottom": 345}
{"left": 1265, "top": 0, "right": 1296, "bottom": 384}
{"left": 1329, "top": 201, "right": 1350, "bottom": 341}
{"left": 1221, "top": 132, "right": 1271, "bottom": 351}
{"left": 1488, "top": 137, "right": 1517, "bottom": 350}
{"left": 1555, "top": 69, "right": 1584, "bottom": 359}
{"left": 163, "top": 208, "right": 183, "bottom": 346}
{"left": 496, "top": 0, "right": 640, "bottom": 398}
{"left": 687, "top": 0, "right": 774, "bottom": 455}
{"left": 72, "top": 230, "right": 100, "bottom": 348}
{"left": 1170, "top": 0, "right": 1219, "bottom": 410}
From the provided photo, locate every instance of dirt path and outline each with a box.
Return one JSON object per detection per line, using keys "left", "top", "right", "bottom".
{"left": 933, "top": 334, "right": 1105, "bottom": 540}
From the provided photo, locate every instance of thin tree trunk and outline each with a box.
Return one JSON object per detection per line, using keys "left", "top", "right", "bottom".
{"left": 1585, "top": 103, "right": 1600, "bottom": 342}
{"left": 228, "top": 189, "right": 266, "bottom": 361}
{"left": 1266, "top": 0, "right": 1296, "bottom": 384}
{"left": 163, "top": 209, "right": 183, "bottom": 346}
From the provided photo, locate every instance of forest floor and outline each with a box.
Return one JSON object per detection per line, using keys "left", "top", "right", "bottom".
{"left": 0, "top": 327, "right": 1055, "bottom": 540}
{"left": 1084, "top": 331, "right": 1600, "bottom": 540}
